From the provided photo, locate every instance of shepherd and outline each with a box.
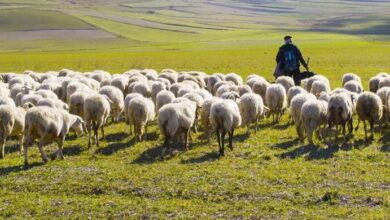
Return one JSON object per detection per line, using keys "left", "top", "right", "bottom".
{"left": 275, "top": 36, "right": 309, "bottom": 85}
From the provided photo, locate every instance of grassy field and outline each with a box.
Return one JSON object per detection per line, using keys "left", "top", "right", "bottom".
{"left": 0, "top": 0, "right": 389, "bottom": 219}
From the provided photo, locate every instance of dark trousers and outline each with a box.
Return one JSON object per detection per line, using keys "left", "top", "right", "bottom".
{"left": 283, "top": 69, "right": 301, "bottom": 85}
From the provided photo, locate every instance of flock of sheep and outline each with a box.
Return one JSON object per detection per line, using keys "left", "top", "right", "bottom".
{"left": 0, "top": 69, "right": 388, "bottom": 166}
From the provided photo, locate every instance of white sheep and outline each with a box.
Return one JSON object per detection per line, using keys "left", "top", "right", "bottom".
{"left": 37, "top": 98, "right": 69, "bottom": 110}
{"left": 200, "top": 97, "right": 219, "bottom": 142}
{"left": 344, "top": 80, "right": 363, "bottom": 94}
{"left": 0, "top": 106, "right": 27, "bottom": 158}
{"left": 210, "top": 99, "right": 241, "bottom": 156}
{"left": 155, "top": 90, "right": 175, "bottom": 112}
{"left": 239, "top": 93, "right": 265, "bottom": 133}
{"left": 131, "top": 81, "right": 151, "bottom": 97}
{"left": 151, "top": 81, "right": 167, "bottom": 102}
{"left": 310, "top": 80, "right": 331, "bottom": 97}
{"left": 99, "top": 86, "right": 124, "bottom": 122}
{"left": 287, "top": 86, "right": 307, "bottom": 106}
{"left": 276, "top": 76, "right": 295, "bottom": 92}
{"left": 127, "top": 97, "right": 155, "bottom": 141}
{"left": 237, "top": 85, "right": 252, "bottom": 96}
{"left": 110, "top": 75, "right": 129, "bottom": 95}
{"left": 23, "top": 106, "right": 85, "bottom": 165}
{"left": 265, "top": 84, "right": 287, "bottom": 122}
{"left": 327, "top": 93, "right": 354, "bottom": 142}
{"left": 342, "top": 73, "right": 361, "bottom": 86}
{"left": 225, "top": 73, "right": 243, "bottom": 85}
{"left": 300, "top": 99, "right": 328, "bottom": 144}
{"left": 252, "top": 79, "right": 270, "bottom": 103}
{"left": 158, "top": 101, "right": 196, "bottom": 157}
{"left": 378, "top": 76, "right": 390, "bottom": 89}
{"left": 207, "top": 75, "right": 222, "bottom": 93}
{"left": 289, "top": 93, "right": 316, "bottom": 141}
{"left": 302, "top": 75, "right": 330, "bottom": 92}
{"left": 84, "top": 94, "right": 111, "bottom": 148}
{"left": 356, "top": 92, "right": 383, "bottom": 141}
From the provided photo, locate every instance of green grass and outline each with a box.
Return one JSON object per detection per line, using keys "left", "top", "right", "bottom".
{"left": 0, "top": 8, "right": 93, "bottom": 32}
{"left": 0, "top": 41, "right": 389, "bottom": 219}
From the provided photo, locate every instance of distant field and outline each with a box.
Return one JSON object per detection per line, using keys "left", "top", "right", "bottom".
{"left": 0, "top": 8, "right": 93, "bottom": 32}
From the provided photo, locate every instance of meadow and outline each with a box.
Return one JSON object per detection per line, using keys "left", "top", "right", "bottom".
{"left": 0, "top": 0, "right": 389, "bottom": 219}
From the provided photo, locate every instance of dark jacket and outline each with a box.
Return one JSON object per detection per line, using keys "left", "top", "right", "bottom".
{"left": 276, "top": 43, "right": 308, "bottom": 70}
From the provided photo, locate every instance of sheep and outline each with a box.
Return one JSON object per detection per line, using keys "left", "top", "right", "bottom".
{"left": 265, "top": 84, "right": 287, "bottom": 122}
{"left": 344, "top": 80, "right": 363, "bottom": 94}
{"left": 355, "top": 92, "right": 383, "bottom": 141}
{"left": 220, "top": 91, "right": 240, "bottom": 101}
{"left": 206, "top": 75, "right": 221, "bottom": 93}
{"left": 84, "top": 94, "right": 111, "bottom": 148}
{"left": 310, "top": 80, "right": 331, "bottom": 97}
{"left": 110, "top": 75, "right": 129, "bottom": 95}
{"left": 159, "top": 70, "right": 178, "bottom": 84}
{"left": 300, "top": 100, "right": 328, "bottom": 144}
{"left": 151, "top": 81, "right": 167, "bottom": 102}
{"left": 237, "top": 85, "right": 252, "bottom": 96}
{"left": 58, "top": 69, "right": 75, "bottom": 77}
{"left": 99, "top": 86, "right": 124, "bottom": 122}
{"left": 170, "top": 83, "right": 193, "bottom": 97}
{"left": 0, "top": 106, "right": 27, "bottom": 158}
{"left": 200, "top": 97, "right": 219, "bottom": 142}
{"left": 289, "top": 93, "right": 316, "bottom": 141}
{"left": 131, "top": 81, "right": 151, "bottom": 97}
{"left": 68, "top": 91, "right": 90, "bottom": 118}
{"left": 158, "top": 101, "right": 196, "bottom": 157}
{"left": 177, "top": 87, "right": 194, "bottom": 97}
{"left": 35, "top": 89, "right": 59, "bottom": 100}
{"left": 326, "top": 93, "right": 354, "bottom": 143}
{"left": 378, "top": 76, "right": 390, "bottom": 89}
{"left": 37, "top": 98, "right": 68, "bottom": 110}
{"left": 0, "top": 86, "right": 10, "bottom": 97}
{"left": 66, "top": 81, "right": 91, "bottom": 103}
{"left": 287, "top": 86, "right": 307, "bottom": 106}
{"left": 194, "top": 89, "right": 212, "bottom": 100}
{"left": 342, "top": 73, "right": 361, "bottom": 86}
{"left": 215, "top": 85, "right": 237, "bottom": 98}
{"left": 225, "top": 73, "right": 243, "bottom": 85}
{"left": 239, "top": 93, "right": 265, "bottom": 134}
{"left": 276, "top": 76, "right": 295, "bottom": 92}
{"left": 156, "top": 77, "right": 171, "bottom": 89}
{"left": 21, "top": 94, "right": 43, "bottom": 106}
{"left": 318, "top": 91, "right": 330, "bottom": 102}
{"left": 90, "top": 70, "right": 111, "bottom": 82}
{"left": 302, "top": 75, "right": 329, "bottom": 92}
{"left": 252, "top": 79, "right": 270, "bottom": 102}
{"left": 376, "top": 87, "right": 390, "bottom": 123}
{"left": 0, "top": 96, "right": 16, "bottom": 107}
{"left": 213, "top": 81, "right": 235, "bottom": 95}
{"left": 127, "top": 97, "right": 155, "bottom": 141}
{"left": 210, "top": 99, "right": 241, "bottom": 156}
{"left": 369, "top": 75, "right": 386, "bottom": 93}
{"left": 23, "top": 106, "right": 85, "bottom": 165}
{"left": 155, "top": 90, "right": 175, "bottom": 113}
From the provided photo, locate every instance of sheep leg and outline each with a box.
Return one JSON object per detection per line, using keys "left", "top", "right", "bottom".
{"left": 355, "top": 119, "right": 360, "bottom": 131}
{"left": 228, "top": 129, "right": 234, "bottom": 150}
{"left": 161, "top": 136, "right": 170, "bottom": 158}
{"left": 221, "top": 130, "right": 227, "bottom": 156}
{"left": 216, "top": 129, "right": 222, "bottom": 156}
{"left": 19, "top": 135, "right": 24, "bottom": 154}
{"left": 57, "top": 138, "right": 65, "bottom": 160}
{"left": 369, "top": 120, "right": 374, "bottom": 140}
{"left": 342, "top": 123, "right": 347, "bottom": 143}
{"left": 129, "top": 123, "right": 132, "bottom": 136}
{"left": 363, "top": 120, "right": 368, "bottom": 142}
{"left": 184, "top": 129, "right": 189, "bottom": 151}
{"left": 23, "top": 141, "right": 29, "bottom": 166}
{"left": 101, "top": 126, "right": 105, "bottom": 139}
{"left": 87, "top": 126, "right": 92, "bottom": 149}
{"left": 38, "top": 141, "right": 49, "bottom": 163}
{"left": 0, "top": 138, "right": 4, "bottom": 159}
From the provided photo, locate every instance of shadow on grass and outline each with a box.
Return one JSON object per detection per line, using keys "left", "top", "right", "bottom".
{"left": 0, "top": 161, "right": 44, "bottom": 176}
{"left": 95, "top": 132, "right": 136, "bottom": 155}
{"left": 273, "top": 122, "right": 290, "bottom": 130}
{"left": 180, "top": 152, "right": 220, "bottom": 164}
{"left": 132, "top": 144, "right": 164, "bottom": 164}
{"left": 271, "top": 138, "right": 299, "bottom": 150}
{"left": 4, "top": 143, "right": 22, "bottom": 154}
{"left": 63, "top": 144, "right": 85, "bottom": 156}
